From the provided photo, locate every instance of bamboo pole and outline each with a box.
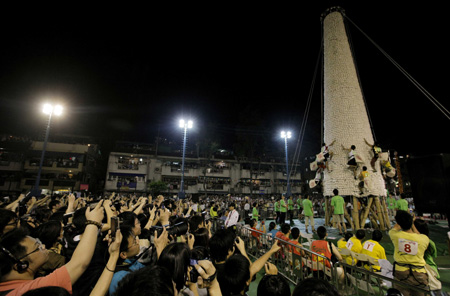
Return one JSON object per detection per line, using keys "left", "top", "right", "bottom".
{"left": 325, "top": 197, "right": 331, "bottom": 226}
{"left": 380, "top": 196, "right": 391, "bottom": 229}
{"left": 344, "top": 209, "right": 354, "bottom": 231}
{"left": 370, "top": 203, "right": 380, "bottom": 229}
{"left": 352, "top": 196, "right": 360, "bottom": 230}
{"left": 374, "top": 196, "right": 386, "bottom": 231}
{"left": 360, "top": 197, "right": 374, "bottom": 229}
{"left": 359, "top": 207, "right": 366, "bottom": 229}
{"left": 369, "top": 210, "right": 379, "bottom": 229}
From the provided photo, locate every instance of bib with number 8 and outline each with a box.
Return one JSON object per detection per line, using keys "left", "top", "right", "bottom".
{"left": 398, "top": 238, "right": 418, "bottom": 255}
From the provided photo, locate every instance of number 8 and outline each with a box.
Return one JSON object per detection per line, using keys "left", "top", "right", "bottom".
{"left": 404, "top": 244, "right": 411, "bottom": 253}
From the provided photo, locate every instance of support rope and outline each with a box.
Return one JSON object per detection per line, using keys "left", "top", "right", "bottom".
{"left": 344, "top": 15, "right": 450, "bottom": 120}
{"left": 289, "top": 41, "right": 323, "bottom": 178}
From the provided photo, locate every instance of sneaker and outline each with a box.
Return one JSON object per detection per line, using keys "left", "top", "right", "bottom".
{"left": 305, "top": 229, "right": 309, "bottom": 234}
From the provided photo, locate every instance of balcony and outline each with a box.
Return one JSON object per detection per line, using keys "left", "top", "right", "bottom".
{"left": 24, "top": 160, "right": 83, "bottom": 172}
{"left": 0, "top": 161, "right": 23, "bottom": 171}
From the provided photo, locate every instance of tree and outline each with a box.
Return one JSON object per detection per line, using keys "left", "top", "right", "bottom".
{"left": 147, "top": 180, "right": 168, "bottom": 196}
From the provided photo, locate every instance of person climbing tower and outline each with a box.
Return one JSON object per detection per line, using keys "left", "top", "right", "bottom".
{"left": 310, "top": 162, "right": 326, "bottom": 188}
{"left": 358, "top": 166, "right": 369, "bottom": 195}
{"left": 342, "top": 144, "right": 359, "bottom": 179}
{"left": 320, "top": 140, "right": 336, "bottom": 172}
{"left": 364, "top": 138, "right": 382, "bottom": 172}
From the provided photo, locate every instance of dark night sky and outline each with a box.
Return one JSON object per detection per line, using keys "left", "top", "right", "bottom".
{"left": 0, "top": 2, "right": 448, "bottom": 158}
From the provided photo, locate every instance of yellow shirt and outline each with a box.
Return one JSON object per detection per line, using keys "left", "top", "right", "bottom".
{"left": 389, "top": 229, "right": 429, "bottom": 273}
{"left": 341, "top": 237, "right": 362, "bottom": 265}
{"left": 337, "top": 240, "right": 351, "bottom": 265}
{"left": 360, "top": 239, "right": 387, "bottom": 271}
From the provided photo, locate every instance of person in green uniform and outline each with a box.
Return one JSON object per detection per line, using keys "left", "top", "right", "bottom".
{"left": 274, "top": 200, "right": 280, "bottom": 224}
{"left": 331, "top": 188, "right": 347, "bottom": 235}
{"left": 288, "top": 196, "right": 294, "bottom": 224}
{"left": 387, "top": 193, "right": 397, "bottom": 221}
{"left": 279, "top": 195, "right": 287, "bottom": 225}
{"left": 414, "top": 218, "right": 439, "bottom": 279}
{"left": 297, "top": 195, "right": 303, "bottom": 221}
{"left": 252, "top": 202, "right": 260, "bottom": 222}
{"left": 396, "top": 193, "right": 409, "bottom": 212}
{"left": 302, "top": 194, "right": 315, "bottom": 233}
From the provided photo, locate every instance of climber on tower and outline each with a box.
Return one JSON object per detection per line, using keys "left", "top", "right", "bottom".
{"left": 364, "top": 138, "right": 382, "bottom": 172}
{"left": 320, "top": 140, "right": 336, "bottom": 172}
{"left": 342, "top": 144, "right": 359, "bottom": 179}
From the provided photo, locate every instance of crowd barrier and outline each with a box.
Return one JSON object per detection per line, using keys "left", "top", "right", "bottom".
{"left": 235, "top": 224, "right": 442, "bottom": 296}
{"left": 236, "top": 225, "right": 335, "bottom": 285}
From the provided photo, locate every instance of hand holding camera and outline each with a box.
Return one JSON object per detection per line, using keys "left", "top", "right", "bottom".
{"left": 191, "top": 260, "right": 217, "bottom": 288}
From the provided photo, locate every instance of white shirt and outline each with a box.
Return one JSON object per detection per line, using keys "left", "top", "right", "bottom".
{"left": 348, "top": 150, "right": 355, "bottom": 160}
{"left": 244, "top": 203, "right": 250, "bottom": 211}
{"left": 225, "top": 209, "right": 239, "bottom": 228}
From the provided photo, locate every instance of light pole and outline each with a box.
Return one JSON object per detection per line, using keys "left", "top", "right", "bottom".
{"left": 34, "top": 104, "right": 63, "bottom": 195}
{"left": 281, "top": 131, "right": 292, "bottom": 198}
{"left": 179, "top": 119, "right": 193, "bottom": 199}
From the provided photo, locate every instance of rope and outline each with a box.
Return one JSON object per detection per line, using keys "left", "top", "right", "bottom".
{"left": 344, "top": 15, "right": 450, "bottom": 121}
{"left": 289, "top": 40, "right": 323, "bottom": 178}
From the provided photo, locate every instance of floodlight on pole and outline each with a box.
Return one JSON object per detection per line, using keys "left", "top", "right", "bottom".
{"left": 35, "top": 104, "right": 63, "bottom": 194}
{"left": 280, "top": 131, "right": 292, "bottom": 198}
{"left": 179, "top": 119, "right": 193, "bottom": 199}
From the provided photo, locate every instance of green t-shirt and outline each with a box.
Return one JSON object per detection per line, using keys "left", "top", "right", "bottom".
{"left": 252, "top": 207, "right": 259, "bottom": 222}
{"left": 297, "top": 198, "right": 303, "bottom": 208}
{"left": 302, "top": 199, "right": 314, "bottom": 217}
{"left": 425, "top": 239, "right": 439, "bottom": 278}
{"left": 288, "top": 199, "right": 294, "bottom": 210}
{"left": 387, "top": 197, "right": 397, "bottom": 210}
{"left": 274, "top": 201, "right": 279, "bottom": 212}
{"left": 279, "top": 200, "right": 287, "bottom": 213}
{"left": 331, "top": 195, "right": 345, "bottom": 215}
{"left": 396, "top": 199, "right": 409, "bottom": 211}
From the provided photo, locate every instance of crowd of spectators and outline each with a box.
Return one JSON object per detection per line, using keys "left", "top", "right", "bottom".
{"left": 0, "top": 190, "right": 443, "bottom": 296}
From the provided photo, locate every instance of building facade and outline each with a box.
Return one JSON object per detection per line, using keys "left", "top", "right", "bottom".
{"left": 104, "top": 151, "right": 303, "bottom": 197}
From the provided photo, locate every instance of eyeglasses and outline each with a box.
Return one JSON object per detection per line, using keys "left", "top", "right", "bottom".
{"left": 125, "top": 236, "right": 140, "bottom": 250}
{"left": 18, "top": 238, "right": 45, "bottom": 260}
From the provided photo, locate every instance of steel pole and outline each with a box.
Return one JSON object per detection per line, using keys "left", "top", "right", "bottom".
{"left": 179, "top": 125, "right": 187, "bottom": 199}
{"left": 35, "top": 111, "right": 52, "bottom": 191}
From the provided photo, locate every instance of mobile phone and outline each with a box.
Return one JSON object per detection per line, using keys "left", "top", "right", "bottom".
{"left": 111, "top": 217, "right": 119, "bottom": 241}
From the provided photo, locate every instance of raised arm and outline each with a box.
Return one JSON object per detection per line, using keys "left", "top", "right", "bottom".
{"left": 364, "top": 138, "right": 372, "bottom": 147}
{"left": 101, "top": 199, "right": 115, "bottom": 232}
{"left": 144, "top": 206, "right": 157, "bottom": 230}
{"left": 65, "top": 201, "right": 104, "bottom": 285}
{"left": 65, "top": 194, "right": 76, "bottom": 215}
{"left": 90, "top": 230, "right": 122, "bottom": 296}
{"left": 249, "top": 240, "right": 281, "bottom": 277}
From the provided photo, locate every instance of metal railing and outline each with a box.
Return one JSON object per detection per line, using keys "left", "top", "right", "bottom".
{"left": 236, "top": 225, "right": 335, "bottom": 285}
{"left": 235, "top": 224, "right": 441, "bottom": 296}
{"left": 336, "top": 261, "right": 440, "bottom": 296}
